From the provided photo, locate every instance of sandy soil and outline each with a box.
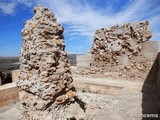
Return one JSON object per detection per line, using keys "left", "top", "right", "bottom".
{"left": 0, "top": 73, "right": 159, "bottom": 120}
{"left": 75, "top": 76, "right": 143, "bottom": 120}
{"left": 0, "top": 102, "right": 19, "bottom": 120}
{"left": 0, "top": 76, "right": 157, "bottom": 120}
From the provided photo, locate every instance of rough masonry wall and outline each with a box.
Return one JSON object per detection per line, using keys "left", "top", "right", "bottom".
{"left": 90, "top": 21, "right": 158, "bottom": 80}
{"left": 18, "top": 5, "right": 85, "bottom": 120}
{"left": 91, "top": 21, "right": 151, "bottom": 65}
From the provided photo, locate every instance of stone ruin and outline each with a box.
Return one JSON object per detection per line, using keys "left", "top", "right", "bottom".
{"left": 91, "top": 21, "right": 151, "bottom": 65}
{"left": 17, "top": 5, "right": 86, "bottom": 120}
{"left": 90, "top": 21, "right": 158, "bottom": 80}
{"left": 76, "top": 21, "right": 158, "bottom": 80}
{"left": 14, "top": 4, "right": 159, "bottom": 120}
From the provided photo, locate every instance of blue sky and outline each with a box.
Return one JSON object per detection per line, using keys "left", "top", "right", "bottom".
{"left": 0, "top": 0, "right": 160, "bottom": 56}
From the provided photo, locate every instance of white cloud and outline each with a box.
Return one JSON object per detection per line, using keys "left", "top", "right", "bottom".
{"left": 17, "top": 0, "right": 34, "bottom": 7}
{"left": 0, "top": 0, "right": 160, "bottom": 54}
{"left": 32, "top": 0, "right": 159, "bottom": 41}
{"left": 0, "top": 2, "right": 16, "bottom": 15}
{"left": 1, "top": 0, "right": 159, "bottom": 40}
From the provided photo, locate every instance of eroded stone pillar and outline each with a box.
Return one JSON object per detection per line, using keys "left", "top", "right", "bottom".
{"left": 18, "top": 5, "right": 85, "bottom": 120}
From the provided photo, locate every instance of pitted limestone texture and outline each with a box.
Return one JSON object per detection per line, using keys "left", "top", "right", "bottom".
{"left": 91, "top": 21, "right": 151, "bottom": 66}
{"left": 88, "top": 21, "right": 158, "bottom": 80}
{"left": 18, "top": 5, "right": 86, "bottom": 120}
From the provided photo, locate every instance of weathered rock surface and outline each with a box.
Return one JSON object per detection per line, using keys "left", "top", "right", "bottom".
{"left": 91, "top": 21, "right": 151, "bottom": 64}
{"left": 89, "top": 21, "right": 158, "bottom": 80}
{"left": 18, "top": 5, "right": 85, "bottom": 120}
{"left": 12, "top": 70, "right": 19, "bottom": 83}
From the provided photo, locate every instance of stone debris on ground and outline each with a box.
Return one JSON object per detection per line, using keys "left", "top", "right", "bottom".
{"left": 0, "top": 77, "right": 144, "bottom": 120}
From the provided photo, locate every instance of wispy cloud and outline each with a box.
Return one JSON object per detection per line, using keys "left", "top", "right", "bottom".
{"left": 0, "top": 0, "right": 159, "bottom": 53}
{"left": 17, "top": 0, "right": 34, "bottom": 7}
{"left": 0, "top": 2, "right": 16, "bottom": 15}
{"left": 1, "top": 0, "right": 159, "bottom": 39}
{"left": 35, "top": 0, "right": 160, "bottom": 40}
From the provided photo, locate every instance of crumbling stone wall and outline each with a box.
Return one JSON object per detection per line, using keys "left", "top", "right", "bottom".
{"left": 90, "top": 21, "right": 158, "bottom": 80}
{"left": 91, "top": 21, "right": 151, "bottom": 65}
{"left": 18, "top": 5, "right": 85, "bottom": 120}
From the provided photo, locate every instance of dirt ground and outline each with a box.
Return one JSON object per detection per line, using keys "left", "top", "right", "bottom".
{"left": 0, "top": 75, "right": 150, "bottom": 120}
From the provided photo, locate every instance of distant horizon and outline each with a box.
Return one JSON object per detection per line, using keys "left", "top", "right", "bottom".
{"left": 0, "top": 35, "right": 160, "bottom": 57}
{"left": 0, "top": 0, "right": 160, "bottom": 56}
{"left": 0, "top": 53, "right": 85, "bottom": 57}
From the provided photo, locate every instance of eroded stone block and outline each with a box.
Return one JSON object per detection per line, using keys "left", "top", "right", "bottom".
{"left": 17, "top": 5, "right": 86, "bottom": 120}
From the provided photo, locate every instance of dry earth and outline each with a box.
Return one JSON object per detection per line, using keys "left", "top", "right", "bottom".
{"left": 0, "top": 75, "right": 147, "bottom": 120}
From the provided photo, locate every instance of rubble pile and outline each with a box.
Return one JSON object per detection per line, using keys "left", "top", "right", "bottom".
{"left": 18, "top": 5, "right": 85, "bottom": 120}
{"left": 90, "top": 21, "right": 154, "bottom": 80}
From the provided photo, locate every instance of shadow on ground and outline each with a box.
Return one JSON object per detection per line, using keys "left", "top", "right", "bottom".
{"left": 141, "top": 53, "right": 160, "bottom": 120}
